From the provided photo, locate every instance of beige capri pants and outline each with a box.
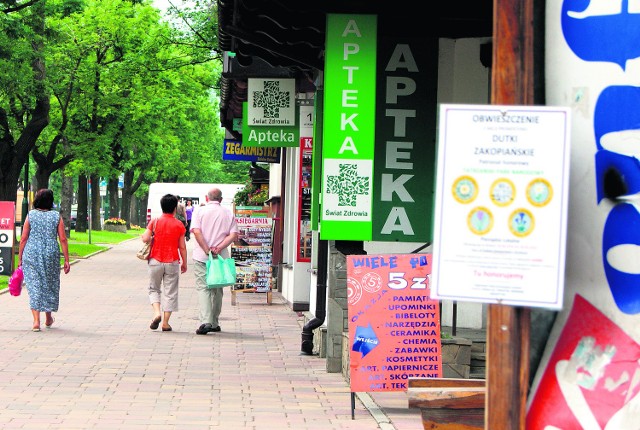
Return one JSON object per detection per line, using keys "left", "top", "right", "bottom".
{"left": 147, "top": 258, "right": 180, "bottom": 312}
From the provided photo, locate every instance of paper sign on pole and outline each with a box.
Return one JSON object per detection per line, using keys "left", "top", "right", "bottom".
{"left": 431, "top": 104, "right": 571, "bottom": 309}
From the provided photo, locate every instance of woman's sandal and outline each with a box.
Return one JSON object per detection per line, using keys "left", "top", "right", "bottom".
{"left": 32, "top": 326, "right": 40, "bottom": 332}
{"left": 45, "top": 316, "right": 55, "bottom": 328}
{"left": 150, "top": 316, "right": 161, "bottom": 330}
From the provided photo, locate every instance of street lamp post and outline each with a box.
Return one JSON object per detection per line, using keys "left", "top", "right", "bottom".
{"left": 88, "top": 179, "right": 92, "bottom": 244}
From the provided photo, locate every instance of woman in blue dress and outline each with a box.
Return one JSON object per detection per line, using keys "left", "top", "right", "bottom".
{"left": 18, "top": 189, "right": 71, "bottom": 332}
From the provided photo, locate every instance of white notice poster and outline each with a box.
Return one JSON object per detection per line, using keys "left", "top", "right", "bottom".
{"left": 431, "top": 104, "right": 571, "bottom": 309}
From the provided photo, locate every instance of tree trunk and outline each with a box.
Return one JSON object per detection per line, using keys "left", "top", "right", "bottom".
{"left": 140, "top": 192, "right": 149, "bottom": 226}
{"left": 90, "top": 174, "right": 102, "bottom": 230}
{"left": 0, "top": 0, "right": 49, "bottom": 203}
{"left": 121, "top": 170, "right": 133, "bottom": 228}
{"left": 60, "top": 171, "right": 73, "bottom": 238}
{"left": 0, "top": 150, "right": 26, "bottom": 204}
{"left": 108, "top": 177, "right": 119, "bottom": 219}
{"left": 32, "top": 135, "right": 73, "bottom": 192}
{"left": 129, "top": 197, "right": 138, "bottom": 227}
{"left": 33, "top": 162, "right": 51, "bottom": 190}
{"left": 123, "top": 168, "right": 146, "bottom": 227}
{"left": 76, "top": 175, "right": 88, "bottom": 232}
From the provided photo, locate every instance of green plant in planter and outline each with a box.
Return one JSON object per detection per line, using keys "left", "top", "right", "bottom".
{"left": 104, "top": 217, "right": 126, "bottom": 225}
{"left": 248, "top": 188, "right": 268, "bottom": 205}
{"left": 234, "top": 183, "right": 268, "bottom": 206}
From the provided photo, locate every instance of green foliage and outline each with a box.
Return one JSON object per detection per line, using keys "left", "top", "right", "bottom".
{"left": 249, "top": 188, "right": 268, "bottom": 205}
{"left": 1, "top": 0, "right": 244, "bottom": 206}
{"left": 233, "top": 182, "right": 268, "bottom": 206}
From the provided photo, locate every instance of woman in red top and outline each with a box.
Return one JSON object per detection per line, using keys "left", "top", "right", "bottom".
{"left": 141, "top": 194, "right": 187, "bottom": 332}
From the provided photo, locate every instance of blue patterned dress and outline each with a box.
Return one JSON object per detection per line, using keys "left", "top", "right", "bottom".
{"left": 23, "top": 209, "right": 62, "bottom": 312}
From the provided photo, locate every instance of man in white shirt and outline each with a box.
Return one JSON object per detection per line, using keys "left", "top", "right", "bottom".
{"left": 190, "top": 188, "right": 238, "bottom": 334}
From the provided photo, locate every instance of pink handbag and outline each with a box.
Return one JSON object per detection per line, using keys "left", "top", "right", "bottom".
{"left": 8, "top": 266, "right": 23, "bottom": 296}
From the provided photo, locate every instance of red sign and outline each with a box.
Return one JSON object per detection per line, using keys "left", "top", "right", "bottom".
{"left": 347, "top": 253, "right": 442, "bottom": 392}
{"left": 527, "top": 295, "right": 640, "bottom": 428}
{"left": 297, "top": 138, "right": 312, "bottom": 262}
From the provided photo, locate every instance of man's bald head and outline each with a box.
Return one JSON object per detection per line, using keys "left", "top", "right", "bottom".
{"left": 207, "top": 188, "right": 223, "bottom": 202}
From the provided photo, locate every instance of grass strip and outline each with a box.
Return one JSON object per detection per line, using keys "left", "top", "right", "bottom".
{"left": 0, "top": 228, "right": 143, "bottom": 291}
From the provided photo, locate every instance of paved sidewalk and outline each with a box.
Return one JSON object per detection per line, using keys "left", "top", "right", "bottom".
{"left": 0, "top": 238, "right": 423, "bottom": 429}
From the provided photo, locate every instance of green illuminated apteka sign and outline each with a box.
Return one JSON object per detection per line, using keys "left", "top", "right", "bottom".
{"left": 242, "top": 102, "right": 299, "bottom": 147}
{"left": 320, "top": 14, "right": 377, "bottom": 240}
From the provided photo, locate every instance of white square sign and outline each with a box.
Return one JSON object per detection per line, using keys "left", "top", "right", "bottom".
{"left": 430, "top": 104, "right": 572, "bottom": 309}
{"left": 247, "top": 78, "right": 296, "bottom": 127}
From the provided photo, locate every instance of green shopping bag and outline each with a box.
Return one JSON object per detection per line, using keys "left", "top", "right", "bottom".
{"left": 206, "top": 254, "right": 236, "bottom": 288}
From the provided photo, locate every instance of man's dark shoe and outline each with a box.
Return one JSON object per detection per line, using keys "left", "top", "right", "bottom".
{"left": 196, "top": 323, "right": 213, "bottom": 335}
{"left": 211, "top": 326, "right": 221, "bottom": 332}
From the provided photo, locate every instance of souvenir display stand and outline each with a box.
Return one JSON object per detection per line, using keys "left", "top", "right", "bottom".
{"left": 231, "top": 205, "right": 273, "bottom": 305}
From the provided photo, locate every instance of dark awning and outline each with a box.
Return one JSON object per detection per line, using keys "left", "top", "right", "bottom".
{"left": 217, "top": 0, "right": 493, "bottom": 134}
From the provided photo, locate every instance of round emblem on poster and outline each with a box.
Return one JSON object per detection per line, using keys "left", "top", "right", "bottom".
{"left": 526, "top": 178, "right": 553, "bottom": 207}
{"left": 361, "top": 272, "right": 382, "bottom": 293}
{"left": 467, "top": 206, "right": 493, "bottom": 235}
{"left": 509, "top": 208, "right": 535, "bottom": 237}
{"left": 347, "top": 277, "right": 363, "bottom": 305}
{"left": 452, "top": 176, "right": 478, "bottom": 204}
{"left": 490, "top": 178, "right": 516, "bottom": 207}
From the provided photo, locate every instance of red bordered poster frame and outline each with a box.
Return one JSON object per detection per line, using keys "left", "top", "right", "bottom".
{"left": 297, "top": 137, "right": 313, "bottom": 262}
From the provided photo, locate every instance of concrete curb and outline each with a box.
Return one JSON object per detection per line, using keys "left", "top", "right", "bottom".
{"left": 357, "top": 392, "right": 396, "bottom": 430}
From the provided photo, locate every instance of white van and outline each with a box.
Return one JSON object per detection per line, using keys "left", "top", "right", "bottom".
{"left": 146, "top": 183, "right": 244, "bottom": 225}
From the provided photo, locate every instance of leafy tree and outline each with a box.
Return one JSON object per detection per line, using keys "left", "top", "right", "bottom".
{"left": 1, "top": 0, "right": 249, "bottom": 229}
{"left": 31, "top": 0, "right": 85, "bottom": 191}
{"left": 0, "top": 0, "right": 50, "bottom": 202}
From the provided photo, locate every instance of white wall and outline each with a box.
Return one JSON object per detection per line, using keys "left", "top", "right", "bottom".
{"left": 268, "top": 162, "right": 281, "bottom": 201}
{"left": 436, "top": 37, "right": 491, "bottom": 330}
{"left": 280, "top": 146, "right": 311, "bottom": 309}
{"left": 438, "top": 38, "right": 491, "bottom": 104}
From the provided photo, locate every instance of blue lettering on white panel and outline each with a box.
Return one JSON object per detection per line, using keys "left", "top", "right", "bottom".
{"left": 562, "top": 0, "right": 640, "bottom": 314}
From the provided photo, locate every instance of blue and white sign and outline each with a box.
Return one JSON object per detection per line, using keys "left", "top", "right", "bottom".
{"left": 528, "top": 1, "right": 640, "bottom": 427}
